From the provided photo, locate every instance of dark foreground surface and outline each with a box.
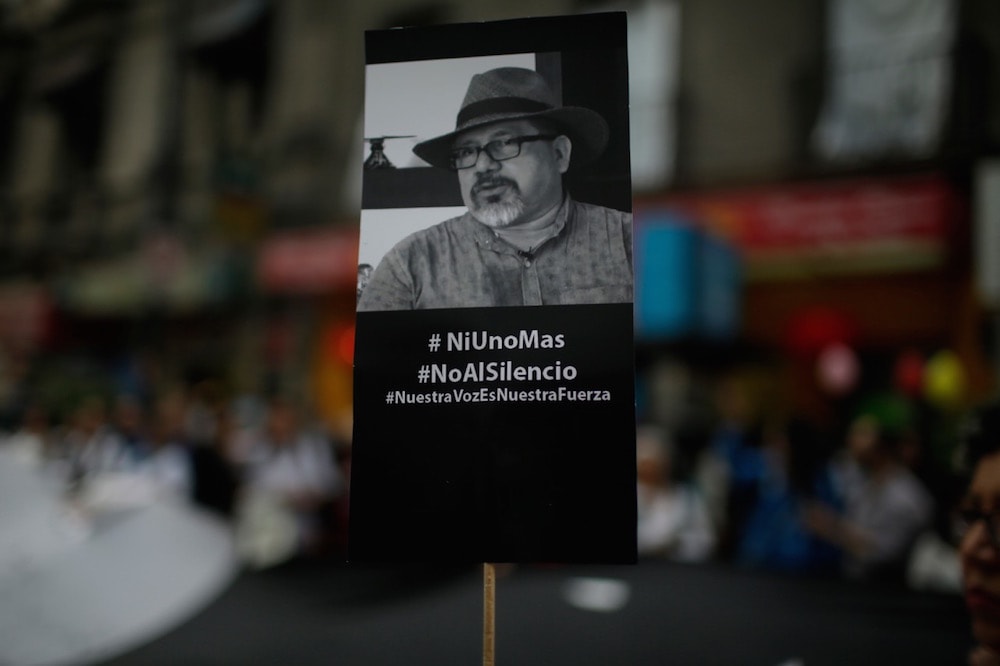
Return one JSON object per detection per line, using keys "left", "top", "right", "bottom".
{"left": 100, "top": 559, "right": 971, "bottom": 666}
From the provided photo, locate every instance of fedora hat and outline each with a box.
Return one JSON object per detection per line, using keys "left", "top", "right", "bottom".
{"left": 412, "top": 67, "right": 609, "bottom": 170}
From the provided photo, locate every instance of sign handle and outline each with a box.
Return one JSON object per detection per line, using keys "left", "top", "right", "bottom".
{"left": 483, "top": 562, "right": 496, "bottom": 666}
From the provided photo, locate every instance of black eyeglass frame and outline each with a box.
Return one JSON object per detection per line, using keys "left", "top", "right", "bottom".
{"left": 448, "top": 134, "right": 559, "bottom": 170}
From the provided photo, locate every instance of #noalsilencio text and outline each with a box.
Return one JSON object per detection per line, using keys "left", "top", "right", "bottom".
{"left": 422, "top": 360, "right": 578, "bottom": 383}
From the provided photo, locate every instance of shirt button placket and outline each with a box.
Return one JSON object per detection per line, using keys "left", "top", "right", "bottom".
{"left": 522, "top": 260, "right": 543, "bottom": 305}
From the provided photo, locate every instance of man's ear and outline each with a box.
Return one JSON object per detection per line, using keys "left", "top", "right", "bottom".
{"left": 553, "top": 135, "right": 572, "bottom": 174}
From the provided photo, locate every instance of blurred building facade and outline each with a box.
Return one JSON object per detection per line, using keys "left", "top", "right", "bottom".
{"left": 629, "top": 0, "right": 1000, "bottom": 443}
{"left": 0, "top": 0, "right": 999, "bottom": 436}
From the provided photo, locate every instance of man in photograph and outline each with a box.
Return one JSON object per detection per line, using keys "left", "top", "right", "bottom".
{"left": 357, "top": 67, "right": 633, "bottom": 311}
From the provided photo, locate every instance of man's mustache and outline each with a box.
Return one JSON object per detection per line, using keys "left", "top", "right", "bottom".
{"left": 471, "top": 176, "right": 518, "bottom": 196}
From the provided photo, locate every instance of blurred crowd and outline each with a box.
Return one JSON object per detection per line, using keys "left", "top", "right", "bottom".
{"left": 635, "top": 367, "right": 968, "bottom": 593}
{"left": 0, "top": 381, "right": 351, "bottom": 569}
{"left": 0, "top": 353, "right": 977, "bottom": 591}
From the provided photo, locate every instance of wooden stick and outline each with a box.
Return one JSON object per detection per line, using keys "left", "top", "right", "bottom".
{"left": 483, "top": 562, "right": 496, "bottom": 666}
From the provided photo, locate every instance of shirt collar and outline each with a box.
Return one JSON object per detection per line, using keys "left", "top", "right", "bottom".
{"left": 469, "top": 195, "right": 571, "bottom": 253}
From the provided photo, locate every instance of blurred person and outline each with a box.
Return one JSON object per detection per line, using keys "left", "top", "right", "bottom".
{"left": 188, "top": 400, "right": 240, "bottom": 518}
{"left": 218, "top": 393, "right": 266, "bottom": 469}
{"left": 184, "top": 378, "right": 225, "bottom": 447}
{"left": 805, "top": 408, "right": 934, "bottom": 583}
{"left": 112, "top": 393, "right": 153, "bottom": 465}
{"left": 636, "top": 425, "right": 715, "bottom": 561}
{"left": 1, "top": 403, "right": 51, "bottom": 467}
{"left": 135, "top": 392, "right": 194, "bottom": 500}
{"left": 61, "top": 395, "right": 129, "bottom": 487}
{"left": 695, "top": 370, "right": 769, "bottom": 557}
{"left": 899, "top": 401, "right": 965, "bottom": 592}
{"left": 145, "top": 386, "right": 239, "bottom": 514}
{"left": 357, "top": 67, "right": 632, "bottom": 311}
{"left": 241, "top": 397, "right": 345, "bottom": 560}
{"left": 957, "top": 400, "right": 1000, "bottom": 665}
{"left": 0, "top": 351, "right": 32, "bottom": 432}
{"left": 882, "top": 396, "right": 957, "bottom": 533}
{"left": 736, "top": 416, "right": 843, "bottom": 575}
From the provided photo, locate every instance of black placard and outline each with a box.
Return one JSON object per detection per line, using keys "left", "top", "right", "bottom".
{"left": 351, "top": 13, "right": 635, "bottom": 563}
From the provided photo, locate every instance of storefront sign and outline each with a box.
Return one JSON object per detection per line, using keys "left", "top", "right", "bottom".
{"left": 662, "top": 174, "right": 959, "bottom": 279}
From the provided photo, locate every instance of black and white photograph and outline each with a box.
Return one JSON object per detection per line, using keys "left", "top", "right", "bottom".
{"left": 349, "top": 13, "right": 636, "bottom": 564}
{"left": 356, "top": 40, "right": 633, "bottom": 311}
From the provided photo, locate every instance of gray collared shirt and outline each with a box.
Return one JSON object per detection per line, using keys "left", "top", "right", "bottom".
{"left": 357, "top": 198, "right": 633, "bottom": 310}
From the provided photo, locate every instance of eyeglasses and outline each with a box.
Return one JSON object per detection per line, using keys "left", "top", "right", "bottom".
{"left": 955, "top": 507, "right": 1000, "bottom": 548}
{"left": 449, "top": 134, "right": 558, "bottom": 170}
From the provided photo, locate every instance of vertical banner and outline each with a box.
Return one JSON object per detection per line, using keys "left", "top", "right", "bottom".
{"left": 350, "top": 13, "right": 636, "bottom": 563}
{"left": 812, "top": 0, "right": 956, "bottom": 161}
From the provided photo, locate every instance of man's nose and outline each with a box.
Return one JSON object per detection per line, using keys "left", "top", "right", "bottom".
{"left": 473, "top": 147, "right": 501, "bottom": 171}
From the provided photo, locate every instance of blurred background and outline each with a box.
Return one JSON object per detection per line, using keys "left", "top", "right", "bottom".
{"left": 1, "top": 0, "right": 998, "bottom": 663}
